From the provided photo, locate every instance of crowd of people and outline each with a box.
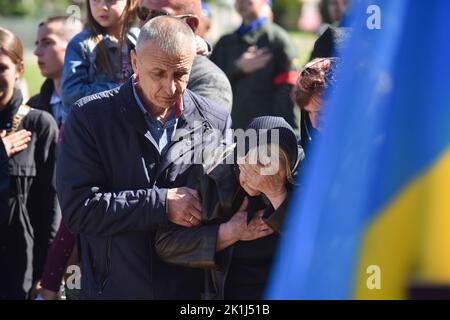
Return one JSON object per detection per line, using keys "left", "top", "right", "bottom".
{"left": 0, "top": 0, "right": 348, "bottom": 300}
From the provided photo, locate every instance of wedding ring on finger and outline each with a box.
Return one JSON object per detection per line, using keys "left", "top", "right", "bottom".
{"left": 188, "top": 215, "right": 194, "bottom": 224}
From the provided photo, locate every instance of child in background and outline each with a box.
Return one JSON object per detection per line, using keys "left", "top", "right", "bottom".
{"left": 61, "top": 0, "right": 138, "bottom": 111}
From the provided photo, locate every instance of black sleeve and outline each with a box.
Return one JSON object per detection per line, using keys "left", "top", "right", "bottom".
{"left": 27, "top": 111, "right": 61, "bottom": 282}
{"left": 56, "top": 106, "right": 169, "bottom": 237}
{"left": 155, "top": 224, "right": 219, "bottom": 269}
{"left": 0, "top": 140, "right": 9, "bottom": 225}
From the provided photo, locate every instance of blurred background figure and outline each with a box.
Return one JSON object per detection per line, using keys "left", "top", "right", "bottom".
{"left": 211, "top": 0, "right": 299, "bottom": 130}
{"left": 27, "top": 15, "right": 82, "bottom": 301}
{"left": 198, "top": 1, "right": 213, "bottom": 39}
{"left": 61, "top": 0, "right": 139, "bottom": 112}
{"left": 298, "top": 0, "right": 322, "bottom": 32}
{"left": 291, "top": 57, "right": 339, "bottom": 153}
{"left": 327, "top": 0, "right": 349, "bottom": 25}
{"left": 29, "top": 16, "right": 83, "bottom": 130}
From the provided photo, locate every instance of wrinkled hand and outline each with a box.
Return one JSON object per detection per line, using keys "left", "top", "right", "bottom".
{"left": 239, "top": 163, "right": 288, "bottom": 209}
{"left": 1, "top": 129, "right": 32, "bottom": 157}
{"left": 235, "top": 46, "right": 273, "bottom": 74}
{"left": 217, "top": 198, "right": 274, "bottom": 251}
{"left": 167, "top": 187, "right": 202, "bottom": 227}
{"left": 239, "top": 163, "right": 286, "bottom": 198}
{"left": 195, "top": 35, "right": 210, "bottom": 56}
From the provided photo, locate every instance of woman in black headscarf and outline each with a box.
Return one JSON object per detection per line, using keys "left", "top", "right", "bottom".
{"left": 155, "top": 116, "right": 303, "bottom": 299}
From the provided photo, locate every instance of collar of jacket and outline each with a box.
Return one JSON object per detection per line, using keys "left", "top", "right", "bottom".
{"left": 237, "top": 16, "right": 268, "bottom": 38}
{"left": 237, "top": 17, "right": 270, "bottom": 45}
{"left": 0, "top": 89, "right": 23, "bottom": 131}
{"left": 119, "top": 78, "right": 205, "bottom": 134}
{"left": 118, "top": 78, "right": 211, "bottom": 176}
{"left": 30, "top": 79, "right": 54, "bottom": 113}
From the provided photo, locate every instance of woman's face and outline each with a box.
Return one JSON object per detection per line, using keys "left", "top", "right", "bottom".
{"left": 239, "top": 166, "right": 262, "bottom": 196}
{"left": 304, "top": 96, "right": 324, "bottom": 131}
{"left": 0, "top": 52, "right": 21, "bottom": 111}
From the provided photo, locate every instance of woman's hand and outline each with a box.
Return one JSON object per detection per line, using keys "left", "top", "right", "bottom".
{"left": 239, "top": 163, "right": 288, "bottom": 209}
{"left": 216, "top": 198, "right": 274, "bottom": 251}
{"left": 1, "top": 129, "right": 32, "bottom": 158}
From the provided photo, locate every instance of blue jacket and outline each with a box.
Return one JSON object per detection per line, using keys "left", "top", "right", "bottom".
{"left": 61, "top": 28, "right": 139, "bottom": 114}
{"left": 56, "top": 78, "right": 231, "bottom": 299}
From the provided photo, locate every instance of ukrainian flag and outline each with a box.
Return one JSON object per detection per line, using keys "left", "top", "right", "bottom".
{"left": 266, "top": 0, "right": 450, "bottom": 299}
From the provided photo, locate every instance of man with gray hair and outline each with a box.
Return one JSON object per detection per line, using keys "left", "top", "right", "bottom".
{"left": 137, "top": 0, "right": 233, "bottom": 112}
{"left": 56, "top": 16, "right": 231, "bottom": 299}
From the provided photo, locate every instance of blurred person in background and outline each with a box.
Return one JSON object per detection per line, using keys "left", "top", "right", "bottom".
{"left": 0, "top": 27, "right": 60, "bottom": 300}
{"left": 328, "top": 0, "right": 349, "bottom": 25}
{"left": 210, "top": 0, "right": 298, "bottom": 130}
{"left": 61, "top": 0, "right": 139, "bottom": 112}
{"left": 29, "top": 16, "right": 83, "bottom": 130}
{"left": 310, "top": 0, "right": 350, "bottom": 60}
{"left": 27, "top": 16, "right": 83, "bottom": 301}
{"left": 197, "top": 1, "right": 212, "bottom": 39}
{"left": 292, "top": 57, "right": 340, "bottom": 153}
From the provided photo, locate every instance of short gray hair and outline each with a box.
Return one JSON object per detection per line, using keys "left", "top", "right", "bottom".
{"left": 135, "top": 16, "right": 196, "bottom": 57}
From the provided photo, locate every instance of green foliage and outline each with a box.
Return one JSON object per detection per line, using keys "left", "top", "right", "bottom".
{"left": 272, "top": 0, "right": 303, "bottom": 31}
{"left": 0, "top": 0, "right": 76, "bottom": 18}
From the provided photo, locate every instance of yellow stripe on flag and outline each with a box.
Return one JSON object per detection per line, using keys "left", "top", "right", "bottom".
{"left": 354, "top": 148, "right": 450, "bottom": 299}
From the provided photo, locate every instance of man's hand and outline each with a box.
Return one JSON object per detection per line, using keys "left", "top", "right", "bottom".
{"left": 235, "top": 46, "right": 273, "bottom": 74}
{"left": 195, "top": 35, "right": 210, "bottom": 56}
{"left": 1, "top": 129, "right": 32, "bottom": 158}
{"left": 167, "top": 187, "right": 202, "bottom": 227}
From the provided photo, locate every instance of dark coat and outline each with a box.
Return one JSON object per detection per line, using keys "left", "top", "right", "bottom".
{"left": 211, "top": 21, "right": 298, "bottom": 130}
{"left": 0, "top": 140, "right": 8, "bottom": 225}
{"left": 56, "top": 78, "right": 231, "bottom": 299}
{"left": 0, "top": 90, "right": 60, "bottom": 300}
{"left": 155, "top": 163, "right": 291, "bottom": 300}
{"left": 27, "top": 79, "right": 55, "bottom": 120}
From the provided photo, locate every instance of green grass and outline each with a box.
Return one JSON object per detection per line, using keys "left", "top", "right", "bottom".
{"left": 23, "top": 54, "right": 45, "bottom": 98}
{"left": 289, "top": 31, "right": 317, "bottom": 67}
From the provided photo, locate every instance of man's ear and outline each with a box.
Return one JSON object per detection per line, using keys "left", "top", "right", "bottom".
{"left": 186, "top": 16, "right": 200, "bottom": 33}
{"left": 131, "top": 49, "right": 138, "bottom": 76}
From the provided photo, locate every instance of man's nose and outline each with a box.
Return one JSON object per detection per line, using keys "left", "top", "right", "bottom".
{"left": 34, "top": 46, "right": 41, "bottom": 57}
{"left": 163, "top": 78, "right": 177, "bottom": 95}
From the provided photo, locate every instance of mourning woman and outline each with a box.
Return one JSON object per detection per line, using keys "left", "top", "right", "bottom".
{"left": 155, "top": 116, "right": 303, "bottom": 299}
